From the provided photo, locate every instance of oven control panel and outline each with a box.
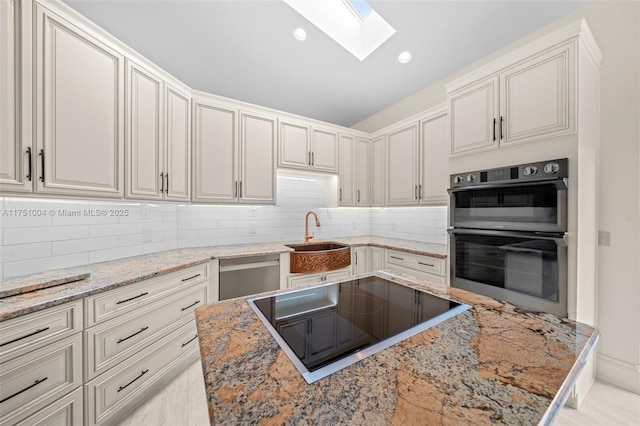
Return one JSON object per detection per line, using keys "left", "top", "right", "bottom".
{"left": 449, "top": 158, "right": 568, "bottom": 188}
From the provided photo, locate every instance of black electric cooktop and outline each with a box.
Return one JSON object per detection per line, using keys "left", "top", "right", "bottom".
{"left": 248, "top": 275, "right": 471, "bottom": 383}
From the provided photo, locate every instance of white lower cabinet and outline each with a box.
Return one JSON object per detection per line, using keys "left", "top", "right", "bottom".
{"left": 288, "top": 266, "right": 351, "bottom": 289}
{"left": 85, "top": 319, "right": 199, "bottom": 425}
{"left": 0, "top": 301, "right": 83, "bottom": 426}
{"left": 353, "top": 246, "right": 385, "bottom": 275}
{"left": 14, "top": 387, "right": 83, "bottom": 426}
{"left": 385, "top": 249, "right": 446, "bottom": 285}
{"left": 84, "top": 263, "right": 209, "bottom": 425}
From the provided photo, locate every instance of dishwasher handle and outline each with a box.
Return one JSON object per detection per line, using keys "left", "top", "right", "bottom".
{"left": 219, "top": 260, "right": 280, "bottom": 273}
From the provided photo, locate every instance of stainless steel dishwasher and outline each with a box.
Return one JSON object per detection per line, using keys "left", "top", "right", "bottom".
{"left": 218, "top": 254, "right": 280, "bottom": 301}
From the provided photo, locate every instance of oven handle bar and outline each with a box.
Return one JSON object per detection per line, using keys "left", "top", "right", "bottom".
{"left": 447, "top": 178, "right": 567, "bottom": 194}
{"left": 447, "top": 228, "right": 568, "bottom": 246}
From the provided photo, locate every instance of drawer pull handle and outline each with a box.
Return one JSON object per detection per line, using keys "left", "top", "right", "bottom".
{"left": 116, "top": 292, "right": 149, "bottom": 305}
{"left": 117, "top": 326, "right": 149, "bottom": 344}
{"left": 389, "top": 255, "right": 403, "bottom": 261}
{"left": 418, "top": 262, "right": 435, "bottom": 267}
{"left": 117, "top": 370, "right": 149, "bottom": 393}
{"left": 181, "top": 273, "right": 201, "bottom": 282}
{"left": 0, "top": 327, "right": 49, "bottom": 347}
{"left": 0, "top": 377, "right": 48, "bottom": 403}
{"left": 181, "top": 300, "right": 201, "bottom": 311}
{"left": 181, "top": 335, "right": 198, "bottom": 348}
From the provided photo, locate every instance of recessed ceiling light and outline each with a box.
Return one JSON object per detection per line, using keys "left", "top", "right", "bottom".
{"left": 398, "top": 51, "right": 412, "bottom": 64}
{"left": 293, "top": 28, "right": 307, "bottom": 41}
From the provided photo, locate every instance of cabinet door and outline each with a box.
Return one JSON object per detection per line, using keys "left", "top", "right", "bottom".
{"left": 279, "top": 121, "right": 310, "bottom": 170}
{"left": 35, "top": 5, "right": 124, "bottom": 197}
{"left": 288, "top": 273, "right": 323, "bottom": 288}
{"left": 324, "top": 267, "right": 352, "bottom": 282}
{"left": 311, "top": 128, "right": 338, "bottom": 173}
{"left": 0, "top": 0, "right": 32, "bottom": 192}
{"left": 386, "top": 123, "right": 419, "bottom": 206}
{"left": 369, "top": 247, "right": 384, "bottom": 272}
{"left": 338, "top": 134, "right": 355, "bottom": 206}
{"left": 448, "top": 76, "right": 499, "bottom": 156}
{"left": 239, "top": 111, "right": 276, "bottom": 204}
{"left": 125, "top": 61, "right": 162, "bottom": 200}
{"left": 164, "top": 83, "right": 191, "bottom": 201}
{"left": 370, "top": 136, "right": 385, "bottom": 207}
{"left": 192, "top": 102, "right": 237, "bottom": 202}
{"left": 500, "top": 44, "right": 575, "bottom": 145}
{"left": 356, "top": 138, "right": 370, "bottom": 206}
{"left": 420, "top": 111, "right": 448, "bottom": 205}
{"left": 353, "top": 247, "right": 368, "bottom": 275}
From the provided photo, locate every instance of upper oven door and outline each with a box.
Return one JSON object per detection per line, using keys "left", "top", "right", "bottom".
{"left": 448, "top": 179, "right": 567, "bottom": 232}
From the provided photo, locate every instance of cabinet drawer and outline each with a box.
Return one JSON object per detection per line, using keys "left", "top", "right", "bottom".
{"left": 0, "top": 333, "right": 82, "bottom": 424}
{"left": 386, "top": 250, "right": 445, "bottom": 276}
{"left": 385, "top": 263, "right": 446, "bottom": 286}
{"left": 14, "top": 387, "right": 83, "bottom": 426}
{"left": 0, "top": 300, "right": 82, "bottom": 363}
{"left": 86, "top": 282, "right": 207, "bottom": 379}
{"left": 85, "top": 263, "right": 208, "bottom": 327}
{"left": 86, "top": 319, "right": 199, "bottom": 425}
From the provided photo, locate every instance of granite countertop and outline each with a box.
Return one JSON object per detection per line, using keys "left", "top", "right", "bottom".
{"left": 194, "top": 272, "right": 598, "bottom": 426}
{"left": 0, "top": 237, "right": 446, "bottom": 321}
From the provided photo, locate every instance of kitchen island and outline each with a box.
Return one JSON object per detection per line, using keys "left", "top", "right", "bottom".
{"left": 194, "top": 272, "right": 598, "bottom": 425}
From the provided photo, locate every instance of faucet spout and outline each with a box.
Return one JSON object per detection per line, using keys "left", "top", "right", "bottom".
{"left": 304, "top": 211, "right": 320, "bottom": 242}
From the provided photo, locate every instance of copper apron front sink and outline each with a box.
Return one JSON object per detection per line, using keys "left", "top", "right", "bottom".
{"left": 286, "top": 242, "right": 351, "bottom": 273}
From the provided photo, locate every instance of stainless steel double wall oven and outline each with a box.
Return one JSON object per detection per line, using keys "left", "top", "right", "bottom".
{"left": 448, "top": 158, "right": 569, "bottom": 316}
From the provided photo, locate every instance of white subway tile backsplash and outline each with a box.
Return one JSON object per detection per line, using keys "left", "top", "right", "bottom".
{"left": 1, "top": 177, "right": 448, "bottom": 279}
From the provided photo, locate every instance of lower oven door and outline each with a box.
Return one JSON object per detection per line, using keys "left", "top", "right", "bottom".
{"left": 448, "top": 228, "right": 567, "bottom": 317}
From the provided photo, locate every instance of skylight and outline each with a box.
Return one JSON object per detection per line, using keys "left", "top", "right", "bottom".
{"left": 344, "top": 0, "right": 373, "bottom": 21}
{"left": 283, "top": 0, "right": 396, "bottom": 61}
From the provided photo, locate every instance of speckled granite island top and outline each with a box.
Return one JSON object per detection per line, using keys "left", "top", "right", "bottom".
{"left": 195, "top": 273, "right": 598, "bottom": 426}
{"left": 0, "top": 237, "right": 445, "bottom": 321}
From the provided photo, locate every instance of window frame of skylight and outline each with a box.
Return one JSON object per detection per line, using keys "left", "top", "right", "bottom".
{"left": 343, "top": 0, "right": 373, "bottom": 22}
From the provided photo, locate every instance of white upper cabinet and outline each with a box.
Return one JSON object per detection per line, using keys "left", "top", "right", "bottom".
{"left": 448, "top": 41, "right": 576, "bottom": 156}
{"left": 163, "top": 83, "right": 191, "bottom": 200}
{"left": 35, "top": 4, "right": 124, "bottom": 197}
{"left": 0, "top": 0, "right": 33, "bottom": 193}
{"left": 420, "top": 110, "right": 449, "bottom": 204}
{"left": 193, "top": 101, "right": 276, "bottom": 205}
{"left": 500, "top": 44, "right": 575, "bottom": 145}
{"left": 239, "top": 110, "right": 277, "bottom": 204}
{"left": 356, "top": 138, "right": 370, "bottom": 206}
{"left": 338, "top": 134, "right": 355, "bottom": 206}
{"left": 278, "top": 121, "right": 310, "bottom": 170}
{"left": 125, "top": 61, "right": 191, "bottom": 201}
{"left": 448, "top": 77, "right": 499, "bottom": 156}
{"left": 311, "top": 128, "right": 338, "bottom": 173}
{"left": 370, "top": 136, "right": 385, "bottom": 207}
{"left": 386, "top": 123, "right": 419, "bottom": 206}
{"left": 278, "top": 119, "right": 338, "bottom": 173}
{"left": 192, "top": 100, "right": 237, "bottom": 203}
{"left": 125, "top": 61, "right": 163, "bottom": 200}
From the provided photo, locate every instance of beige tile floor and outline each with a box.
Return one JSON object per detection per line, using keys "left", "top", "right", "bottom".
{"left": 116, "top": 361, "right": 640, "bottom": 426}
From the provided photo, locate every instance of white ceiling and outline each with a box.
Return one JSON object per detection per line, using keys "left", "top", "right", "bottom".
{"left": 62, "top": 0, "right": 587, "bottom": 127}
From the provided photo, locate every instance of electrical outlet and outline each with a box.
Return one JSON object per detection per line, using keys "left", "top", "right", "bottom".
{"left": 249, "top": 222, "right": 257, "bottom": 234}
{"left": 142, "top": 229, "right": 152, "bottom": 242}
{"left": 141, "top": 204, "right": 151, "bottom": 220}
{"left": 598, "top": 231, "right": 610, "bottom": 246}
{"left": 250, "top": 207, "right": 257, "bottom": 217}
